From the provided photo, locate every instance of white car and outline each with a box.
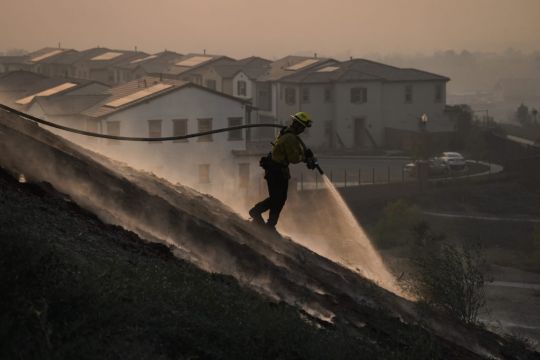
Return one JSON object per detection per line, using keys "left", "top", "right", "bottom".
{"left": 438, "top": 152, "right": 466, "bottom": 170}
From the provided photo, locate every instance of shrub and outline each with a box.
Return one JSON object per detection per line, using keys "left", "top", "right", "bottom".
{"left": 409, "top": 224, "right": 488, "bottom": 324}
{"left": 374, "top": 200, "right": 422, "bottom": 248}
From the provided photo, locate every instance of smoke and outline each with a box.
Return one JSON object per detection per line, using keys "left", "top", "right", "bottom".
{"left": 0, "top": 108, "right": 405, "bottom": 300}
{"left": 61, "top": 131, "right": 404, "bottom": 296}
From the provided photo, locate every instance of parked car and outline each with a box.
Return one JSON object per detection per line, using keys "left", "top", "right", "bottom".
{"left": 438, "top": 152, "right": 466, "bottom": 170}
{"left": 403, "top": 157, "right": 449, "bottom": 177}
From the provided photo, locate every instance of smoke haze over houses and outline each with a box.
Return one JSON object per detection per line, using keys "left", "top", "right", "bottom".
{"left": 1, "top": 0, "right": 539, "bottom": 58}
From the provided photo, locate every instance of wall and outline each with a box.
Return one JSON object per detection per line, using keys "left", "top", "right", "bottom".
{"left": 334, "top": 81, "right": 384, "bottom": 148}
{"left": 94, "top": 86, "right": 256, "bottom": 202}
{"left": 199, "top": 67, "right": 223, "bottom": 91}
{"left": 382, "top": 81, "right": 448, "bottom": 134}
{"left": 232, "top": 72, "right": 252, "bottom": 99}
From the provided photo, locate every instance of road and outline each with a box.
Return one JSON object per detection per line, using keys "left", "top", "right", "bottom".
{"left": 423, "top": 211, "right": 540, "bottom": 223}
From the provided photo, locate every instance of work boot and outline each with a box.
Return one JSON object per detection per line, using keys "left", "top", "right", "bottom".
{"left": 249, "top": 207, "right": 264, "bottom": 225}
{"left": 264, "top": 222, "right": 279, "bottom": 235}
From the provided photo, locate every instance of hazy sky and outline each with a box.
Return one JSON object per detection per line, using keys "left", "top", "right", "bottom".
{"left": 1, "top": 0, "right": 539, "bottom": 58}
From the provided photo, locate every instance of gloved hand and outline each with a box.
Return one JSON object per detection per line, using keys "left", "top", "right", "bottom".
{"left": 306, "top": 157, "right": 318, "bottom": 170}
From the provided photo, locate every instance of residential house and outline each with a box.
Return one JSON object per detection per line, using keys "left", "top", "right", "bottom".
{"left": 72, "top": 48, "right": 148, "bottom": 85}
{"left": 0, "top": 70, "right": 108, "bottom": 110}
{"left": 266, "top": 58, "right": 450, "bottom": 151}
{"left": 111, "top": 51, "right": 184, "bottom": 84}
{"left": 252, "top": 56, "right": 338, "bottom": 141}
{"left": 26, "top": 47, "right": 83, "bottom": 78}
{"left": 200, "top": 56, "right": 271, "bottom": 98}
{"left": 0, "top": 55, "right": 30, "bottom": 73}
{"left": 67, "top": 76, "right": 256, "bottom": 200}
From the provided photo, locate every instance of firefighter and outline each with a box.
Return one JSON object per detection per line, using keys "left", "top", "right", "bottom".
{"left": 249, "top": 111, "right": 315, "bottom": 230}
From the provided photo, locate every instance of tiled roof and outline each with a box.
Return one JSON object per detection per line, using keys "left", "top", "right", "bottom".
{"left": 33, "top": 94, "right": 109, "bottom": 116}
{"left": 257, "top": 56, "right": 337, "bottom": 82}
{"left": 114, "top": 51, "right": 184, "bottom": 72}
{"left": 82, "top": 77, "right": 188, "bottom": 118}
{"left": 82, "top": 75, "right": 248, "bottom": 118}
{"left": 236, "top": 56, "right": 271, "bottom": 66}
{"left": 0, "top": 55, "right": 28, "bottom": 64}
{"left": 212, "top": 60, "right": 270, "bottom": 79}
{"left": 25, "top": 47, "right": 71, "bottom": 63}
{"left": 282, "top": 58, "right": 450, "bottom": 83}
{"left": 163, "top": 54, "right": 235, "bottom": 76}
{"left": 75, "top": 48, "right": 149, "bottom": 69}
{"left": 0, "top": 71, "right": 48, "bottom": 91}
{"left": 0, "top": 71, "right": 94, "bottom": 108}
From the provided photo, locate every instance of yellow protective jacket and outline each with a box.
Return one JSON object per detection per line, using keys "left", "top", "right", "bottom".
{"left": 270, "top": 128, "right": 305, "bottom": 177}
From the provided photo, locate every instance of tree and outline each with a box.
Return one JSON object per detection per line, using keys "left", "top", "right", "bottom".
{"left": 532, "top": 108, "right": 538, "bottom": 125}
{"left": 516, "top": 103, "right": 531, "bottom": 126}
{"left": 374, "top": 200, "right": 422, "bottom": 248}
{"left": 409, "top": 224, "right": 489, "bottom": 324}
{"left": 447, "top": 104, "right": 473, "bottom": 150}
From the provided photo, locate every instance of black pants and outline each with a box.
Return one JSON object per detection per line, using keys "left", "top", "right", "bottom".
{"left": 252, "top": 167, "right": 289, "bottom": 226}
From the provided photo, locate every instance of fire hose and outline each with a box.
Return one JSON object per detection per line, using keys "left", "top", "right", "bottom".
{"left": 0, "top": 102, "right": 324, "bottom": 173}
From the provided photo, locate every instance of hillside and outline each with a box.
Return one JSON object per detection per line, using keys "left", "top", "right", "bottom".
{"left": 0, "top": 112, "right": 538, "bottom": 359}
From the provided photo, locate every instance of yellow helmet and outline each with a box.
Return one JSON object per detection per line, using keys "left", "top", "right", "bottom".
{"left": 290, "top": 111, "right": 312, "bottom": 128}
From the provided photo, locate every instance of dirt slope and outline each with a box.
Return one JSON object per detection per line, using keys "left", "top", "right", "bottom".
{"left": 1, "top": 112, "right": 537, "bottom": 359}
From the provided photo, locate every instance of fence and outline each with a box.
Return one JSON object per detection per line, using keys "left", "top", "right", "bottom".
{"left": 293, "top": 165, "right": 413, "bottom": 191}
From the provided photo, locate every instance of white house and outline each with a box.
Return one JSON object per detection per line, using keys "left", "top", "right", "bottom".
{"left": 54, "top": 76, "right": 259, "bottom": 204}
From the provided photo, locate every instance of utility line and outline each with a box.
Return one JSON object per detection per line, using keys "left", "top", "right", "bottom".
{"left": 0, "top": 103, "right": 284, "bottom": 142}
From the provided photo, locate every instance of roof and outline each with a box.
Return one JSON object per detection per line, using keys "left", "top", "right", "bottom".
{"left": 0, "top": 71, "right": 96, "bottom": 108}
{"left": 257, "top": 56, "right": 337, "bottom": 82}
{"left": 25, "top": 47, "right": 70, "bottom": 63}
{"left": 74, "top": 48, "right": 149, "bottom": 69}
{"left": 281, "top": 58, "right": 450, "bottom": 84}
{"left": 211, "top": 60, "right": 270, "bottom": 80}
{"left": 82, "top": 76, "right": 247, "bottom": 118}
{"left": 163, "top": 53, "right": 235, "bottom": 76}
{"left": 0, "top": 71, "right": 48, "bottom": 91}
{"left": 236, "top": 56, "right": 271, "bottom": 67}
{"left": 114, "top": 51, "right": 184, "bottom": 73}
{"left": 0, "top": 55, "right": 28, "bottom": 64}
{"left": 33, "top": 94, "right": 109, "bottom": 116}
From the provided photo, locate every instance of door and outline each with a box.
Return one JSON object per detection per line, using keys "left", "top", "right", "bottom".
{"left": 354, "top": 118, "right": 365, "bottom": 148}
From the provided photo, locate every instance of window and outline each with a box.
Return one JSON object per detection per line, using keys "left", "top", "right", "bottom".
{"left": 435, "top": 84, "right": 443, "bottom": 103}
{"left": 228, "top": 117, "right": 243, "bottom": 140}
{"left": 285, "top": 87, "right": 296, "bottom": 105}
{"left": 172, "top": 119, "right": 188, "bottom": 143}
{"left": 197, "top": 118, "right": 213, "bottom": 142}
{"left": 238, "top": 163, "right": 250, "bottom": 189}
{"left": 324, "top": 86, "right": 333, "bottom": 103}
{"left": 237, "top": 80, "right": 247, "bottom": 96}
{"left": 106, "top": 121, "right": 120, "bottom": 145}
{"left": 350, "top": 87, "right": 367, "bottom": 104}
{"left": 148, "top": 120, "right": 162, "bottom": 141}
{"left": 198, "top": 164, "right": 210, "bottom": 184}
{"left": 405, "top": 85, "right": 413, "bottom": 103}
{"left": 205, "top": 79, "right": 216, "bottom": 90}
{"left": 301, "top": 87, "right": 310, "bottom": 103}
